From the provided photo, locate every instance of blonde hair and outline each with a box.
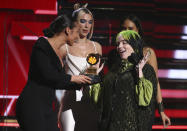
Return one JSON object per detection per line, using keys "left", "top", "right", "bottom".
{"left": 72, "top": 3, "right": 94, "bottom": 39}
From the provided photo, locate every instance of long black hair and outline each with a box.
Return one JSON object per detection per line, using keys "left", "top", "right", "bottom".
{"left": 43, "top": 15, "right": 76, "bottom": 38}
{"left": 120, "top": 14, "right": 144, "bottom": 38}
{"left": 120, "top": 14, "right": 148, "bottom": 47}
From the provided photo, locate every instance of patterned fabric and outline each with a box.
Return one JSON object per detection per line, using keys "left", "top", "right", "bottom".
{"left": 99, "top": 62, "right": 157, "bottom": 131}
{"left": 120, "top": 60, "right": 133, "bottom": 73}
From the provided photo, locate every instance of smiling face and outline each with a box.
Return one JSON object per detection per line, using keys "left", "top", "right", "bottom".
{"left": 116, "top": 35, "right": 134, "bottom": 60}
{"left": 77, "top": 12, "right": 93, "bottom": 38}
{"left": 122, "top": 19, "right": 139, "bottom": 33}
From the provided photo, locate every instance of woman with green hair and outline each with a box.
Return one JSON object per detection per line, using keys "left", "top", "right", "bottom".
{"left": 98, "top": 30, "right": 158, "bottom": 131}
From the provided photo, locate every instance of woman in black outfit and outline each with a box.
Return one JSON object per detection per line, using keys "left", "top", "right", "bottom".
{"left": 99, "top": 30, "right": 157, "bottom": 131}
{"left": 16, "top": 15, "right": 91, "bottom": 131}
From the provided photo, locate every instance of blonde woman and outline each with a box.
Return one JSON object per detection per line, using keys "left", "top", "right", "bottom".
{"left": 56, "top": 3, "right": 103, "bottom": 131}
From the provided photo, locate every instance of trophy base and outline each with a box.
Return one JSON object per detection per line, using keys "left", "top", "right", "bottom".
{"left": 85, "top": 74, "right": 101, "bottom": 84}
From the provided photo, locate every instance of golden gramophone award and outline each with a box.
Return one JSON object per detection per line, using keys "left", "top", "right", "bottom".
{"left": 85, "top": 53, "right": 101, "bottom": 84}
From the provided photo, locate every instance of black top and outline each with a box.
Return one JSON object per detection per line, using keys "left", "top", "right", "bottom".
{"left": 16, "top": 37, "right": 81, "bottom": 131}
{"left": 28, "top": 37, "right": 74, "bottom": 90}
{"left": 99, "top": 64, "right": 157, "bottom": 131}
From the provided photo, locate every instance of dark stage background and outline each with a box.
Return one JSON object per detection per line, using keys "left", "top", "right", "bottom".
{"left": 1, "top": 0, "right": 187, "bottom": 130}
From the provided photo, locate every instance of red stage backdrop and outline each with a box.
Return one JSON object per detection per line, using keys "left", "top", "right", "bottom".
{"left": 0, "top": 0, "right": 57, "bottom": 117}
{"left": 1, "top": 1, "right": 187, "bottom": 129}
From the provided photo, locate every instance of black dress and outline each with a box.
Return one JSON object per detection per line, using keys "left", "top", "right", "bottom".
{"left": 99, "top": 63, "right": 157, "bottom": 131}
{"left": 16, "top": 37, "right": 81, "bottom": 131}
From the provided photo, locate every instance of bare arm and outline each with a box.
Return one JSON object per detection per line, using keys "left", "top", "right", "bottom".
{"left": 143, "top": 47, "right": 171, "bottom": 128}
{"left": 144, "top": 48, "right": 162, "bottom": 103}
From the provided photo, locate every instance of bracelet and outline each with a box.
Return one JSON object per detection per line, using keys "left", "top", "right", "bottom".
{"left": 158, "top": 101, "right": 164, "bottom": 114}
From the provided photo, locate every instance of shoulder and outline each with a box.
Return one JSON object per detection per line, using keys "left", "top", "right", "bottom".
{"left": 92, "top": 41, "right": 102, "bottom": 48}
{"left": 143, "top": 47, "right": 157, "bottom": 60}
{"left": 59, "top": 44, "right": 67, "bottom": 58}
{"left": 143, "top": 46, "right": 158, "bottom": 73}
{"left": 143, "top": 47, "right": 156, "bottom": 56}
{"left": 34, "top": 37, "right": 48, "bottom": 47}
{"left": 32, "top": 37, "right": 51, "bottom": 54}
{"left": 92, "top": 41, "right": 102, "bottom": 54}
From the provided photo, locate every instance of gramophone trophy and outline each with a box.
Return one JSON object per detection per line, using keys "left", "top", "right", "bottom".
{"left": 85, "top": 53, "right": 101, "bottom": 84}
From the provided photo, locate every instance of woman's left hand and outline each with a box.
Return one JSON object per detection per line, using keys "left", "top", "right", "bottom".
{"left": 160, "top": 112, "right": 171, "bottom": 128}
{"left": 92, "top": 58, "right": 104, "bottom": 75}
{"left": 97, "top": 59, "right": 104, "bottom": 74}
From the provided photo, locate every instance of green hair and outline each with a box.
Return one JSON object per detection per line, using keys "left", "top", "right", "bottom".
{"left": 116, "top": 30, "right": 140, "bottom": 42}
{"left": 116, "top": 30, "right": 144, "bottom": 65}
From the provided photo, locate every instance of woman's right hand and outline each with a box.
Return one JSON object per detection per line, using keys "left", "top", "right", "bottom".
{"left": 137, "top": 50, "right": 151, "bottom": 78}
{"left": 71, "top": 75, "right": 91, "bottom": 84}
{"left": 160, "top": 112, "right": 171, "bottom": 128}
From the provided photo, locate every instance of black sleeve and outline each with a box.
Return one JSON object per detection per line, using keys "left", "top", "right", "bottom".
{"left": 99, "top": 72, "right": 114, "bottom": 131}
{"left": 30, "top": 47, "right": 81, "bottom": 90}
{"left": 143, "top": 64, "right": 158, "bottom": 98}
